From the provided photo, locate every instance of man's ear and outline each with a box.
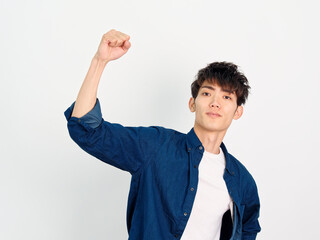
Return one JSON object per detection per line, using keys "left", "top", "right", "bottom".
{"left": 233, "top": 105, "right": 243, "bottom": 120}
{"left": 189, "top": 97, "right": 196, "bottom": 112}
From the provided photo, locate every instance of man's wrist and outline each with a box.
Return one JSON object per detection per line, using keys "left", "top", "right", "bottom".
{"left": 92, "top": 54, "right": 109, "bottom": 65}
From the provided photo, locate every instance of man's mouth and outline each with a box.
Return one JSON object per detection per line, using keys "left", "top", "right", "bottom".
{"left": 206, "top": 112, "right": 222, "bottom": 118}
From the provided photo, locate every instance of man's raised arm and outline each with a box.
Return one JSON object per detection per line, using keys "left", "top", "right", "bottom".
{"left": 64, "top": 29, "right": 164, "bottom": 174}
{"left": 71, "top": 29, "right": 131, "bottom": 118}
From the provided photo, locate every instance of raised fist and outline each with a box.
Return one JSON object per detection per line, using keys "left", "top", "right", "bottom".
{"left": 94, "top": 29, "right": 131, "bottom": 63}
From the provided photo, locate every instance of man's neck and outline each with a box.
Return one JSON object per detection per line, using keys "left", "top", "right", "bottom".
{"left": 193, "top": 125, "right": 227, "bottom": 154}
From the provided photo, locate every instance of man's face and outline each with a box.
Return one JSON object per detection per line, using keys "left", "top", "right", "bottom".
{"left": 189, "top": 80, "right": 243, "bottom": 134}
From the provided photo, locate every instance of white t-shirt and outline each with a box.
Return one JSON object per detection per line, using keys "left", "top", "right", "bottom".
{"left": 181, "top": 147, "right": 232, "bottom": 240}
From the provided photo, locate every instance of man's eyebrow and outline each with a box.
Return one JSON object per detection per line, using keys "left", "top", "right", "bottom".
{"left": 201, "top": 85, "right": 235, "bottom": 94}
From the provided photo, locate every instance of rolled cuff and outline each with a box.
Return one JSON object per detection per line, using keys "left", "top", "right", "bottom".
{"left": 64, "top": 98, "right": 102, "bottom": 129}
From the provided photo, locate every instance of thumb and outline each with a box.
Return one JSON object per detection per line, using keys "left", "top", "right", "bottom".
{"left": 122, "top": 40, "right": 131, "bottom": 51}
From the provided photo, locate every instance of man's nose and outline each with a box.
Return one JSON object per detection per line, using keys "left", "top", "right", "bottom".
{"left": 210, "top": 95, "right": 220, "bottom": 108}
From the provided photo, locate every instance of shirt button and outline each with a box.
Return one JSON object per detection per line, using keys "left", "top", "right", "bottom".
{"left": 184, "top": 212, "right": 188, "bottom": 216}
{"left": 199, "top": 146, "right": 203, "bottom": 150}
{"left": 78, "top": 119, "right": 81, "bottom": 123}
{"left": 174, "top": 234, "right": 179, "bottom": 238}
{"left": 194, "top": 165, "right": 197, "bottom": 168}
{"left": 190, "top": 187, "right": 194, "bottom": 191}
{"left": 188, "top": 147, "right": 191, "bottom": 152}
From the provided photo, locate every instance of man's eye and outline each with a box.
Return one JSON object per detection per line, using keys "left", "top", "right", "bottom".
{"left": 202, "top": 92, "right": 210, "bottom": 96}
{"left": 224, "top": 96, "right": 231, "bottom": 100}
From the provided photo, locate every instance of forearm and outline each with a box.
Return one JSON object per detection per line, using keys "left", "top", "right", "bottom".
{"left": 71, "top": 56, "right": 109, "bottom": 118}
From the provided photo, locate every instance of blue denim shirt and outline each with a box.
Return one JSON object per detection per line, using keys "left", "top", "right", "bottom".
{"left": 64, "top": 98, "right": 261, "bottom": 240}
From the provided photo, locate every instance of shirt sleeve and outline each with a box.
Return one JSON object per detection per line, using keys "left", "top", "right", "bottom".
{"left": 64, "top": 98, "right": 164, "bottom": 175}
{"left": 241, "top": 177, "right": 261, "bottom": 240}
{"left": 64, "top": 98, "right": 103, "bottom": 129}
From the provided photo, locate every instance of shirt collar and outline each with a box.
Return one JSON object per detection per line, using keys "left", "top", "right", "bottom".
{"left": 186, "top": 127, "right": 235, "bottom": 176}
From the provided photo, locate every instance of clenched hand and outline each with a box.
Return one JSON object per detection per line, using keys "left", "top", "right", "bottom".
{"left": 94, "top": 29, "right": 131, "bottom": 63}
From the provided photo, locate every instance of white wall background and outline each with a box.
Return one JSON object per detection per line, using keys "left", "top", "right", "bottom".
{"left": 1, "top": 0, "right": 319, "bottom": 239}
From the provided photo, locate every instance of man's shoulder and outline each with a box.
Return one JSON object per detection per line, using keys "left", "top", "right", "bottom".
{"left": 149, "top": 125, "right": 187, "bottom": 142}
{"left": 129, "top": 125, "right": 186, "bottom": 143}
{"left": 227, "top": 152, "right": 256, "bottom": 184}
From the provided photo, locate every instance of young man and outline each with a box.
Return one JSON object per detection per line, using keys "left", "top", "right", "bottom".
{"left": 64, "top": 29, "right": 261, "bottom": 240}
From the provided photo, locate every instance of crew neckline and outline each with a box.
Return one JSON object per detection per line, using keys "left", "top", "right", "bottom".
{"left": 204, "top": 147, "right": 223, "bottom": 157}
{"left": 203, "top": 147, "right": 225, "bottom": 165}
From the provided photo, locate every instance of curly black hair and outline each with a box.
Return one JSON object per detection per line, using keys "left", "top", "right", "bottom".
{"left": 191, "top": 61, "right": 251, "bottom": 106}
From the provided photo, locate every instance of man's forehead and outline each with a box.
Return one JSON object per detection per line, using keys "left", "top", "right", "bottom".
{"left": 200, "top": 81, "right": 235, "bottom": 94}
